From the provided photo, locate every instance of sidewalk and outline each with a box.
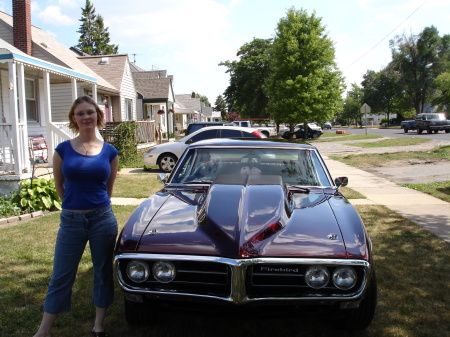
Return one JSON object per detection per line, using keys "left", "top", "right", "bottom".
{"left": 323, "top": 157, "right": 450, "bottom": 243}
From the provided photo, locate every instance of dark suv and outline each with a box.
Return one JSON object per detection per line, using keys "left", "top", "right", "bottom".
{"left": 186, "top": 122, "right": 233, "bottom": 135}
{"left": 415, "top": 113, "right": 450, "bottom": 134}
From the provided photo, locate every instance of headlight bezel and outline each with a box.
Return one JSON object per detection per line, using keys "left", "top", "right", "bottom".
{"left": 305, "top": 265, "right": 330, "bottom": 289}
{"left": 152, "top": 260, "right": 176, "bottom": 283}
{"left": 126, "top": 260, "right": 150, "bottom": 283}
{"left": 332, "top": 266, "right": 358, "bottom": 290}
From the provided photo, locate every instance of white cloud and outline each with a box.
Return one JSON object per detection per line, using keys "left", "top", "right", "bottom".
{"left": 36, "top": 5, "right": 76, "bottom": 26}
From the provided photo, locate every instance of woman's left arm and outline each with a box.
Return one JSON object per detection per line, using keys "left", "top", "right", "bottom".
{"left": 107, "top": 155, "right": 119, "bottom": 198}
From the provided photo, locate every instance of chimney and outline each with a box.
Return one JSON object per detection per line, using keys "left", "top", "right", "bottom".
{"left": 191, "top": 92, "right": 196, "bottom": 98}
{"left": 13, "top": 0, "right": 32, "bottom": 55}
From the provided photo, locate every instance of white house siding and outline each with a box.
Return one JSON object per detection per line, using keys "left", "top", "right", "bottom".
{"left": 119, "top": 62, "right": 136, "bottom": 121}
{"left": 49, "top": 84, "right": 78, "bottom": 123}
{"left": 0, "top": 21, "right": 13, "bottom": 45}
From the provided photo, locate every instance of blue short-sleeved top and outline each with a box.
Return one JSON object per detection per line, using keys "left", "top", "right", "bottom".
{"left": 55, "top": 140, "right": 119, "bottom": 210}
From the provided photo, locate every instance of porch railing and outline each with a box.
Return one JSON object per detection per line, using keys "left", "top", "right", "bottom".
{"left": 99, "top": 121, "right": 156, "bottom": 144}
{"left": 0, "top": 120, "right": 156, "bottom": 174}
{"left": 0, "top": 123, "right": 14, "bottom": 173}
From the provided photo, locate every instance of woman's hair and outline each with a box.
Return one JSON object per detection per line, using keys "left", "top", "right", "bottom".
{"left": 68, "top": 95, "right": 105, "bottom": 132}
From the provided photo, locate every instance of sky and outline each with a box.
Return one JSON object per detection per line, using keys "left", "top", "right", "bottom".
{"left": 1, "top": 0, "right": 449, "bottom": 104}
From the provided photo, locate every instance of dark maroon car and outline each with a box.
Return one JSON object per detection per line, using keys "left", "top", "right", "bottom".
{"left": 114, "top": 139, "right": 377, "bottom": 331}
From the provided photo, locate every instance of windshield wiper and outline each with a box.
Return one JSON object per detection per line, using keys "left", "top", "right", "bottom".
{"left": 183, "top": 180, "right": 213, "bottom": 184}
{"left": 286, "top": 185, "right": 310, "bottom": 194}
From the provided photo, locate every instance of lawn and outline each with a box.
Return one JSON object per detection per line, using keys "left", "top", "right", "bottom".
{"left": 1, "top": 202, "right": 449, "bottom": 336}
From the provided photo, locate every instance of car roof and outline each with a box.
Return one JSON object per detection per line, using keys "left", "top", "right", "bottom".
{"left": 188, "top": 122, "right": 230, "bottom": 125}
{"left": 185, "top": 125, "right": 260, "bottom": 136}
{"left": 189, "top": 138, "right": 317, "bottom": 150}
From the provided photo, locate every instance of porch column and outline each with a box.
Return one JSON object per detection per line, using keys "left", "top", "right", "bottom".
{"left": 8, "top": 62, "right": 21, "bottom": 174}
{"left": 43, "top": 71, "right": 54, "bottom": 166}
{"left": 91, "top": 83, "right": 97, "bottom": 103}
{"left": 16, "top": 62, "right": 30, "bottom": 174}
{"left": 71, "top": 78, "right": 77, "bottom": 102}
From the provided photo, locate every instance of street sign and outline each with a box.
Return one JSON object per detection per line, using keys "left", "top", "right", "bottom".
{"left": 360, "top": 103, "right": 371, "bottom": 134}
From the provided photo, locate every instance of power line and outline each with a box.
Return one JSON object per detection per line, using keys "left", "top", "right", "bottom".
{"left": 344, "top": 0, "right": 430, "bottom": 70}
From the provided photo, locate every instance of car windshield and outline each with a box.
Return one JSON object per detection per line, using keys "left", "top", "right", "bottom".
{"left": 170, "top": 147, "right": 331, "bottom": 187}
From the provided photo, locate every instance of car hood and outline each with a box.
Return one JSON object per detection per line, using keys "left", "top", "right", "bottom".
{"left": 118, "top": 178, "right": 368, "bottom": 260}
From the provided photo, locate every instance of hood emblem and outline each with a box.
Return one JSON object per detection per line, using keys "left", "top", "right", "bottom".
{"left": 327, "top": 233, "right": 338, "bottom": 240}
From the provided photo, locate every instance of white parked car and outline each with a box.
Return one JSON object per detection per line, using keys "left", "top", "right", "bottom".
{"left": 143, "top": 126, "right": 266, "bottom": 172}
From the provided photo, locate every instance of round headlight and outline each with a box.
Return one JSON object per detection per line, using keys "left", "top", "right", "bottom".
{"left": 332, "top": 267, "right": 357, "bottom": 290}
{"left": 126, "top": 260, "right": 149, "bottom": 283}
{"left": 305, "top": 265, "right": 330, "bottom": 289}
{"left": 152, "top": 261, "right": 176, "bottom": 283}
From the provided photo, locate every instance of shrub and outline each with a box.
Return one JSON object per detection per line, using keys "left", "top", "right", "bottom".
{"left": 0, "top": 193, "right": 21, "bottom": 218}
{"left": 114, "top": 122, "right": 138, "bottom": 170}
{"left": 11, "top": 178, "right": 61, "bottom": 212}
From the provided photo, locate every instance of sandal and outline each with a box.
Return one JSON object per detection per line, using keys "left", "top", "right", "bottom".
{"left": 91, "top": 331, "right": 108, "bottom": 337}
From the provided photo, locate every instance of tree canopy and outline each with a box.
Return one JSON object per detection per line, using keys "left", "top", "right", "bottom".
{"left": 214, "top": 95, "right": 227, "bottom": 120}
{"left": 220, "top": 38, "right": 272, "bottom": 118}
{"left": 265, "top": 8, "right": 345, "bottom": 128}
{"left": 389, "top": 26, "right": 449, "bottom": 114}
{"left": 77, "top": 0, "right": 118, "bottom": 55}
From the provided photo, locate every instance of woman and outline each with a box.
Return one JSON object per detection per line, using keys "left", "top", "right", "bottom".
{"left": 33, "top": 96, "right": 119, "bottom": 337}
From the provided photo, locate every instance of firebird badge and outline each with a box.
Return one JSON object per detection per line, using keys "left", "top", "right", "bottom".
{"left": 327, "top": 233, "right": 338, "bottom": 240}
{"left": 148, "top": 229, "right": 157, "bottom": 236}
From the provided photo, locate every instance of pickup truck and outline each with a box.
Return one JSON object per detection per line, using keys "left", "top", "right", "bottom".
{"left": 415, "top": 113, "right": 450, "bottom": 134}
{"left": 400, "top": 120, "right": 416, "bottom": 133}
{"left": 233, "top": 121, "right": 277, "bottom": 137}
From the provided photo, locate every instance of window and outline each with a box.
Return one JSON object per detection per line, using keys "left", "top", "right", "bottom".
{"left": 189, "top": 129, "right": 218, "bottom": 143}
{"left": 25, "top": 78, "right": 38, "bottom": 121}
{"left": 125, "top": 99, "right": 133, "bottom": 120}
{"left": 220, "top": 129, "right": 242, "bottom": 138}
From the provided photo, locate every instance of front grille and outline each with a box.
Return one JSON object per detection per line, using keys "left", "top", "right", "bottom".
{"left": 118, "top": 259, "right": 231, "bottom": 298}
{"left": 116, "top": 255, "right": 370, "bottom": 304}
{"left": 247, "top": 263, "right": 365, "bottom": 298}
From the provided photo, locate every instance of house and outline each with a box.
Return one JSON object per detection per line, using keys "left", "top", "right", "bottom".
{"left": 0, "top": 0, "right": 152, "bottom": 194}
{"left": 76, "top": 53, "right": 137, "bottom": 122}
{"left": 132, "top": 70, "right": 175, "bottom": 139}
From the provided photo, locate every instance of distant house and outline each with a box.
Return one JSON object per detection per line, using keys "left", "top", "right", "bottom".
{"left": 132, "top": 70, "right": 175, "bottom": 138}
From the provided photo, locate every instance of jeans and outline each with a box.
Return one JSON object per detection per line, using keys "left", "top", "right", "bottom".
{"left": 44, "top": 205, "right": 118, "bottom": 314}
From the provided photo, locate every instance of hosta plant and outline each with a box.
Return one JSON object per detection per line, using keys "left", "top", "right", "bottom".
{"left": 12, "top": 178, "right": 61, "bottom": 212}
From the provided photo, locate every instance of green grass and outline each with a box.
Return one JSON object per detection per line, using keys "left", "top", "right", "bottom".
{"left": 329, "top": 146, "right": 450, "bottom": 203}
{"left": 402, "top": 181, "right": 450, "bottom": 203}
{"left": 329, "top": 145, "right": 450, "bottom": 169}
{"left": 114, "top": 173, "right": 163, "bottom": 198}
{"left": 1, "top": 204, "right": 449, "bottom": 336}
{"left": 340, "top": 186, "right": 366, "bottom": 199}
{"left": 313, "top": 134, "right": 382, "bottom": 142}
{"left": 347, "top": 137, "right": 431, "bottom": 148}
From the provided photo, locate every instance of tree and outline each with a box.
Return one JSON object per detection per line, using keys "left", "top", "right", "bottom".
{"left": 214, "top": 95, "right": 227, "bottom": 120}
{"left": 195, "top": 93, "right": 211, "bottom": 107}
{"left": 389, "top": 26, "right": 444, "bottom": 114}
{"left": 265, "top": 8, "right": 345, "bottom": 136}
{"left": 433, "top": 72, "right": 450, "bottom": 113}
{"left": 77, "top": 0, "right": 118, "bottom": 55}
{"left": 220, "top": 38, "right": 272, "bottom": 118}
{"left": 339, "top": 83, "right": 364, "bottom": 126}
{"left": 362, "top": 67, "right": 403, "bottom": 124}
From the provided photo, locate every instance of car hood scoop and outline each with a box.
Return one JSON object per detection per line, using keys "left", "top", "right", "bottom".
{"left": 133, "top": 176, "right": 367, "bottom": 259}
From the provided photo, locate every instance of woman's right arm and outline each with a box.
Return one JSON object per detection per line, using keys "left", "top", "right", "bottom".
{"left": 53, "top": 151, "right": 65, "bottom": 201}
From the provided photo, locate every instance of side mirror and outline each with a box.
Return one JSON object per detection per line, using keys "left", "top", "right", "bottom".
{"left": 158, "top": 173, "right": 169, "bottom": 184}
{"left": 185, "top": 139, "right": 193, "bottom": 145}
{"left": 334, "top": 177, "right": 348, "bottom": 190}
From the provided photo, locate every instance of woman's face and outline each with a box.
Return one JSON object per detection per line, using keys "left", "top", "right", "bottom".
{"left": 72, "top": 102, "right": 98, "bottom": 130}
